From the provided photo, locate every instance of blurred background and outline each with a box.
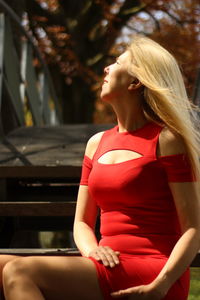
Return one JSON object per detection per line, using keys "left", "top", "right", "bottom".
{"left": 3, "top": 0, "right": 200, "bottom": 126}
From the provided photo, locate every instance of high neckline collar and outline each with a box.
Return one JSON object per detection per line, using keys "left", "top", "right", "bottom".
{"left": 115, "top": 121, "right": 153, "bottom": 135}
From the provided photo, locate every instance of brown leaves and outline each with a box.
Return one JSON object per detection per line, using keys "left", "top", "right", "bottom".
{"left": 25, "top": 0, "right": 200, "bottom": 122}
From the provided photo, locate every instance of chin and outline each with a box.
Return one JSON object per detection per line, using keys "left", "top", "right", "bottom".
{"left": 100, "top": 95, "right": 110, "bottom": 103}
{"left": 100, "top": 91, "right": 112, "bottom": 103}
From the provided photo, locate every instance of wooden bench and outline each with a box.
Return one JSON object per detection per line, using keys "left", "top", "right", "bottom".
{"left": 0, "top": 123, "right": 110, "bottom": 246}
{"left": 0, "top": 249, "right": 199, "bottom": 267}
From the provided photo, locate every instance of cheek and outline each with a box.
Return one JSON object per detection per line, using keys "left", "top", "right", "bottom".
{"left": 113, "top": 69, "right": 131, "bottom": 87}
{"left": 100, "top": 70, "right": 131, "bottom": 101}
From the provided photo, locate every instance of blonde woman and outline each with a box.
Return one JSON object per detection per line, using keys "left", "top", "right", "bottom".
{"left": 2, "top": 36, "right": 200, "bottom": 300}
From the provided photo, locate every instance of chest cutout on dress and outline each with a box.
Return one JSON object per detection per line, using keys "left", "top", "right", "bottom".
{"left": 97, "top": 149, "right": 143, "bottom": 164}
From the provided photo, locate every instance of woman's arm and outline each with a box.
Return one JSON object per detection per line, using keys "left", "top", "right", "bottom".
{"left": 74, "top": 184, "right": 120, "bottom": 267}
{"left": 73, "top": 184, "right": 99, "bottom": 257}
{"left": 153, "top": 127, "right": 200, "bottom": 294}
{"left": 152, "top": 180, "right": 200, "bottom": 296}
{"left": 73, "top": 132, "right": 104, "bottom": 256}
{"left": 73, "top": 132, "right": 120, "bottom": 267}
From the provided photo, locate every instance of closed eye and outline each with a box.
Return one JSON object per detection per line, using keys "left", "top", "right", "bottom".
{"left": 115, "top": 57, "right": 120, "bottom": 65}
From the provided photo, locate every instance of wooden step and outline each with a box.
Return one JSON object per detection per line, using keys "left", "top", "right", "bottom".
{"left": 0, "top": 201, "right": 76, "bottom": 216}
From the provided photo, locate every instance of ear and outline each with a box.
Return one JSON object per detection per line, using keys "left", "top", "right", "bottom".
{"left": 128, "top": 78, "right": 143, "bottom": 91}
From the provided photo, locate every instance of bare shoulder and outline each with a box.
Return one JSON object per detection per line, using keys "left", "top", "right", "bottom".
{"left": 85, "top": 131, "right": 105, "bottom": 159}
{"left": 158, "top": 127, "right": 186, "bottom": 156}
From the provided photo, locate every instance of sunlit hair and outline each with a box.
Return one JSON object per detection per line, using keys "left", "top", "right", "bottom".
{"left": 127, "top": 35, "right": 200, "bottom": 179}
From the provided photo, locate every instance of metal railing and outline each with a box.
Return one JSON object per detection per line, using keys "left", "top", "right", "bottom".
{"left": 0, "top": 0, "right": 62, "bottom": 130}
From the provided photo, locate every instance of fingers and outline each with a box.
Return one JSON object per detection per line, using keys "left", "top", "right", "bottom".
{"left": 111, "top": 288, "right": 132, "bottom": 298}
{"left": 111, "top": 290, "right": 124, "bottom": 298}
{"left": 98, "top": 246, "right": 120, "bottom": 268}
{"left": 89, "top": 246, "right": 120, "bottom": 268}
{"left": 111, "top": 285, "right": 159, "bottom": 300}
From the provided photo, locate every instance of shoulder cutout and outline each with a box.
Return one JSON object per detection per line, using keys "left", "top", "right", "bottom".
{"left": 85, "top": 131, "right": 105, "bottom": 160}
{"left": 158, "top": 127, "right": 186, "bottom": 157}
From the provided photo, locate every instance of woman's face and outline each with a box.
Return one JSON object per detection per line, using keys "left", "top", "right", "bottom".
{"left": 100, "top": 51, "right": 134, "bottom": 102}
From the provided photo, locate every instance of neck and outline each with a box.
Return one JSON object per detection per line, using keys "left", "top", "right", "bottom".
{"left": 117, "top": 115, "right": 148, "bottom": 133}
{"left": 111, "top": 96, "right": 148, "bottom": 133}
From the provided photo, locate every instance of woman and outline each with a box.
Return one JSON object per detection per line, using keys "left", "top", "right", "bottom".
{"left": 1, "top": 36, "right": 200, "bottom": 300}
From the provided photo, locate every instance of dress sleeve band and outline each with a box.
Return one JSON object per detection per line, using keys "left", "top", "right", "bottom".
{"left": 80, "top": 155, "right": 93, "bottom": 185}
{"left": 158, "top": 154, "right": 196, "bottom": 182}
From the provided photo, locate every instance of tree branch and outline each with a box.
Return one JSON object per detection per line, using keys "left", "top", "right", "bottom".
{"left": 125, "top": 24, "right": 147, "bottom": 36}
{"left": 143, "top": 9, "right": 161, "bottom": 31}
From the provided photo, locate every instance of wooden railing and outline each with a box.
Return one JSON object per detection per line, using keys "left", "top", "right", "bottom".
{"left": 0, "top": 12, "right": 62, "bottom": 130}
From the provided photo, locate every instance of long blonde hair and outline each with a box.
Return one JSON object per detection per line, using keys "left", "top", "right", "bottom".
{"left": 127, "top": 36, "right": 200, "bottom": 179}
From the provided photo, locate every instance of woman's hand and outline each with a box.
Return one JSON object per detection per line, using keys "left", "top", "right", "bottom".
{"left": 89, "top": 246, "right": 120, "bottom": 268}
{"left": 111, "top": 282, "right": 165, "bottom": 300}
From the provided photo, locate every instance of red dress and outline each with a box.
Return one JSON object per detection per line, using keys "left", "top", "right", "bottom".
{"left": 80, "top": 122, "right": 195, "bottom": 300}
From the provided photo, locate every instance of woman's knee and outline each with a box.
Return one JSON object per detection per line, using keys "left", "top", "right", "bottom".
{"left": 3, "top": 257, "right": 30, "bottom": 287}
{"left": 0, "top": 255, "right": 18, "bottom": 286}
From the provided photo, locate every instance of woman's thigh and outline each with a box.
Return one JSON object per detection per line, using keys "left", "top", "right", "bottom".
{"left": 6, "top": 255, "right": 103, "bottom": 300}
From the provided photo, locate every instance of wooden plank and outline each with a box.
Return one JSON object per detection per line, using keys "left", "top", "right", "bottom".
{"left": 0, "top": 247, "right": 198, "bottom": 267}
{"left": 0, "top": 124, "right": 112, "bottom": 167}
{"left": 0, "top": 201, "right": 76, "bottom": 216}
{"left": 0, "top": 248, "right": 80, "bottom": 256}
{"left": 0, "top": 165, "right": 81, "bottom": 178}
{"left": 0, "top": 143, "right": 85, "bottom": 166}
{"left": 7, "top": 194, "right": 76, "bottom": 202}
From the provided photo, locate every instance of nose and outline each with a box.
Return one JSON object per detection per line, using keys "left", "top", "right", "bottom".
{"left": 104, "top": 65, "right": 109, "bottom": 74}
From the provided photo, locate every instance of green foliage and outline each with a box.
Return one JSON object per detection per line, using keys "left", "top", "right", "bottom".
{"left": 189, "top": 268, "right": 200, "bottom": 300}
